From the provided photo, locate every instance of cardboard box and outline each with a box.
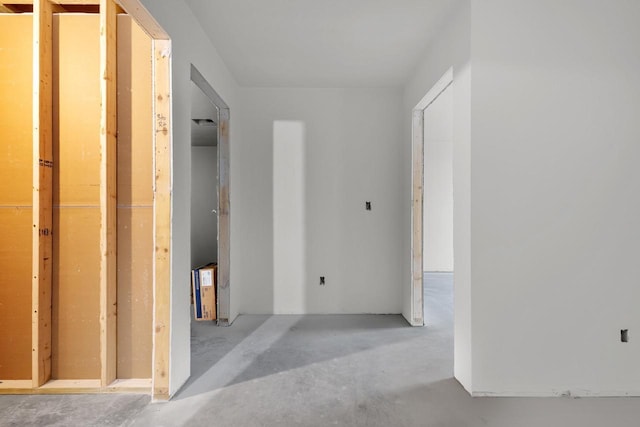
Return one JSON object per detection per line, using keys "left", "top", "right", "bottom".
{"left": 191, "top": 263, "right": 217, "bottom": 321}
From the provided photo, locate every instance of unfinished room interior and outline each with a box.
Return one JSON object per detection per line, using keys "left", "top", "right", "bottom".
{"left": 1, "top": 0, "right": 640, "bottom": 425}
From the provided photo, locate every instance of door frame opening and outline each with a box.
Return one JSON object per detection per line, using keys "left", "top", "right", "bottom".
{"left": 190, "top": 65, "right": 231, "bottom": 325}
{"left": 410, "top": 68, "right": 453, "bottom": 326}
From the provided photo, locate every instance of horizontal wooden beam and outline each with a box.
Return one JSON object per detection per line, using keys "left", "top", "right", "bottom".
{"left": 0, "top": 378, "right": 151, "bottom": 394}
{"left": 39, "top": 379, "right": 102, "bottom": 389}
{"left": 2, "top": 0, "right": 100, "bottom": 4}
{"left": 0, "top": 380, "right": 33, "bottom": 389}
{"left": 1, "top": 2, "right": 95, "bottom": 12}
{"left": 3, "top": 0, "right": 126, "bottom": 14}
{"left": 116, "top": 0, "right": 168, "bottom": 40}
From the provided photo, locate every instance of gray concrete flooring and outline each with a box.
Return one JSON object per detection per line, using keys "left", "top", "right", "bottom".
{"left": 2, "top": 272, "right": 640, "bottom": 426}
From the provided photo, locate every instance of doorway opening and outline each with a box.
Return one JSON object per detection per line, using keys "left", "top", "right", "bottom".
{"left": 189, "top": 65, "right": 230, "bottom": 326}
{"left": 411, "top": 69, "right": 454, "bottom": 326}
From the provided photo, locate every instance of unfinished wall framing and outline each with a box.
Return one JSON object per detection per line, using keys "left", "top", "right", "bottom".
{"left": 0, "top": 0, "right": 171, "bottom": 400}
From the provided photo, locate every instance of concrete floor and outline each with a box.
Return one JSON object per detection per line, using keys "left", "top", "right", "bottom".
{"left": 2, "top": 272, "right": 640, "bottom": 426}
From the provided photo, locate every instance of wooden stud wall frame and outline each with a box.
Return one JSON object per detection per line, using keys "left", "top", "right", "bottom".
{"left": 0, "top": 0, "right": 172, "bottom": 400}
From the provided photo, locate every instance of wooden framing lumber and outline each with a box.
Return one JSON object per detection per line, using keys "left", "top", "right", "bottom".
{"left": 1, "top": 0, "right": 171, "bottom": 397}
{"left": 152, "top": 38, "right": 171, "bottom": 400}
{"left": 116, "top": 0, "right": 168, "bottom": 40}
{"left": 32, "top": 0, "right": 53, "bottom": 387}
{"left": 40, "top": 379, "right": 101, "bottom": 389}
{"left": 0, "top": 2, "right": 66, "bottom": 12}
{"left": 410, "top": 68, "right": 453, "bottom": 327}
{"left": 0, "top": 380, "right": 33, "bottom": 389}
{"left": 99, "top": 0, "right": 117, "bottom": 388}
{"left": 411, "top": 109, "right": 424, "bottom": 326}
{"left": 3, "top": 0, "right": 99, "bottom": 4}
{"left": 0, "top": 378, "right": 150, "bottom": 394}
{"left": 217, "top": 109, "right": 230, "bottom": 323}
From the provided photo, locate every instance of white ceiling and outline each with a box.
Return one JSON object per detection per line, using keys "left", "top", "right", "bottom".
{"left": 185, "top": 0, "right": 457, "bottom": 87}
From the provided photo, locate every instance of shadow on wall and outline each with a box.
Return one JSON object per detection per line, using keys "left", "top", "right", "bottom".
{"left": 273, "top": 121, "right": 307, "bottom": 313}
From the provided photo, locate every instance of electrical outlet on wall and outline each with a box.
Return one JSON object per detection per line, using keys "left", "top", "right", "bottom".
{"left": 320, "top": 276, "right": 326, "bottom": 286}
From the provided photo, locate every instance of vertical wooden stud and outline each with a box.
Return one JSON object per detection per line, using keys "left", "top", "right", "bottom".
{"left": 411, "top": 109, "right": 424, "bottom": 326}
{"left": 217, "top": 108, "right": 230, "bottom": 323}
{"left": 99, "top": 0, "right": 117, "bottom": 387}
{"left": 32, "top": 0, "right": 53, "bottom": 388}
{"left": 152, "top": 38, "right": 171, "bottom": 400}
{"left": 410, "top": 71, "right": 452, "bottom": 327}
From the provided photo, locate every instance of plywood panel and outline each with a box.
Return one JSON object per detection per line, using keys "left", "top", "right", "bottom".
{"left": 116, "top": 14, "right": 153, "bottom": 379}
{"left": 117, "top": 15, "right": 153, "bottom": 206}
{"left": 0, "top": 15, "right": 32, "bottom": 205}
{"left": 51, "top": 208, "right": 101, "bottom": 379}
{"left": 116, "top": 208, "right": 153, "bottom": 377}
{"left": 0, "top": 208, "right": 32, "bottom": 379}
{"left": 52, "top": 14, "right": 101, "bottom": 207}
{"left": 51, "top": 14, "right": 101, "bottom": 380}
{"left": 0, "top": 15, "right": 33, "bottom": 380}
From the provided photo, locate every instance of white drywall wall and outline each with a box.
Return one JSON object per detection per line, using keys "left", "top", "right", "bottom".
{"left": 273, "top": 121, "right": 306, "bottom": 313}
{"left": 470, "top": 0, "right": 640, "bottom": 396}
{"left": 190, "top": 146, "right": 218, "bottom": 267}
{"left": 402, "top": 0, "right": 471, "bottom": 391}
{"left": 235, "top": 88, "right": 404, "bottom": 314}
{"left": 140, "top": 0, "right": 239, "bottom": 397}
{"left": 423, "top": 84, "right": 454, "bottom": 271}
